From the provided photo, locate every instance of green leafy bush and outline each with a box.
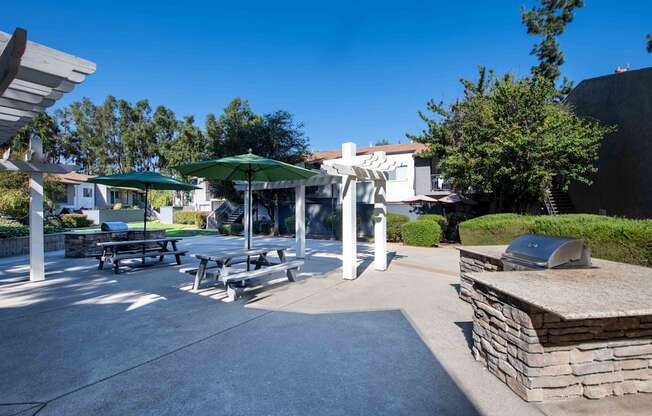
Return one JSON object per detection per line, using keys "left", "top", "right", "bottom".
{"left": 459, "top": 214, "right": 652, "bottom": 266}
{"left": 219, "top": 223, "right": 244, "bottom": 236}
{"left": 0, "top": 189, "right": 29, "bottom": 223}
{"left": 387, "top": 213, "right": 410, "bottom": 242}
{"left": 401, "top": 220, "right": 441, "bottom": 247}
{"left": 254, "top": 219, "right": 273, "bottom": 235}
{"left": 0, "top": 223, "right": 29, "bottom": 238}
{"left": 174, "top": 211, "right": 208, "bottom": 227}
{"left": 417, "top": 214, "right": 447, "bottom": 241}
{"left": 60, "top": 213, "right": 93, "bottom": 228}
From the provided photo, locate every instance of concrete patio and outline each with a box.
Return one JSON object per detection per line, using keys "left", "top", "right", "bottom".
{"left": 1, "top": 236, "right": 651, "bottom": 415}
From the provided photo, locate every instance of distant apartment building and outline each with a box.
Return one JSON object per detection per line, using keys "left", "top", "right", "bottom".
{"left": 566, "top": 67, "right": 652, "bottom": 218}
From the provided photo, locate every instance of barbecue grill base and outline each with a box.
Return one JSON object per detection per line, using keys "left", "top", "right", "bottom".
{"left": 65, "top": 229, "right": 166, "bottom": 258}
{"left": 471, "top": 280, "right": 652, "bottom": 401}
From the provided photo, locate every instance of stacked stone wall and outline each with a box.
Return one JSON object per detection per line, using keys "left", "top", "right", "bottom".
{"left": 472, "top": 281, "right": 652, "bottom": 401}
{"left": 65, "top": 229, "right": 166, "bottom": 257}
{"left": 459, "top": 250, "right": 502, "bottom": 303}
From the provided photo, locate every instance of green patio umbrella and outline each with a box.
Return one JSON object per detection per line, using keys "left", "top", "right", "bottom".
{"left": 174, "top": 151, "right": 317, "bottom": 252}
{"left": 87, "top": 171, "right": 199, "bottom": 255}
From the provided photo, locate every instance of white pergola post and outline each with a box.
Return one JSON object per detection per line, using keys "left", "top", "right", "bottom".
{"left": 29, "top": 134, "right": 45, "bottom": 281}
{"left": 295, "top": 182, "right": 306, "bottom": 258}
{"left": 374, "top": 179, "right": 387, "bottom": 271}
{"left": 341, "top": 142, "right": 357, "bottom": 280}
{"left": 243, "top": 188, "right": 250, "bottom": 248}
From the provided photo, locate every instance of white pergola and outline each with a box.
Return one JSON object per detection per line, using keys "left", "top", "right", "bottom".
{"left": 0, "top": 28, "right": 96, "bottom": 281}
{"left": 237, "top": 142, "right": 397, "bottom": 280}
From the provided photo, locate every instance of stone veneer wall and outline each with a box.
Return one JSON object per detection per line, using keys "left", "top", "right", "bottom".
{"left": 459, "top": 250, "right": 503, "bottom": 303}
{"left": 65, "top": 229, "right": 166, "bottom": 258}
{"left": 471, "top": 280, "right": 652, "bottom": 401}
{"left": 0, "top": 233, "right": 65, "bottom": 257}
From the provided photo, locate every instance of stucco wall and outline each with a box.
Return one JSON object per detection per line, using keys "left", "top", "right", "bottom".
{"left": 566, "top": 67, "right": 652, "bottom": 218}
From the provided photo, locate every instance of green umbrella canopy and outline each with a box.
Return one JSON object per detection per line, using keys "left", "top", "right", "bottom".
{"left": 87, "top": 171, "right": 199, "bottom": 191}
{"left": 173, "top": 153, "right": 317, "bottom": 182}
{"left": 174, "top": 153, "right": 317, "bottom": 253}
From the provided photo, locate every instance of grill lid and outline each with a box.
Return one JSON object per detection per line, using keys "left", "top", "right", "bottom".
{"left": 501, "top": 234, "right": 591, "bottom": 269}
{"left": 101, "top": 222, "right": 128, "bottom": 232}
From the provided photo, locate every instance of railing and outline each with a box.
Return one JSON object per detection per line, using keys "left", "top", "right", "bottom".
{"left": 431, "top": 174, "right": 453, "bottom": 191}
{"left": 206, "top": 200, "right": 241, "bottom": 229}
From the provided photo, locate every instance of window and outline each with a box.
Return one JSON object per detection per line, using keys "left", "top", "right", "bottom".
{"left": 82, "top": 187, "right": 93, "bottom": 198}
{"left": 388, "top": 165, "right": 408, "bottom": 181}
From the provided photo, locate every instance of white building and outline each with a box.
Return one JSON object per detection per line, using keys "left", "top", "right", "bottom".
{"left": 308, "top": 142, "right": 451, "bottom": 203}
{"left": 48, "top": 172, "right": 144, "bottom": 212}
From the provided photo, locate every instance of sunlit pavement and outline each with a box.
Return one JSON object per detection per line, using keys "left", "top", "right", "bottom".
{"left": 1, "top": 236, "right": 650, "bottom": 415}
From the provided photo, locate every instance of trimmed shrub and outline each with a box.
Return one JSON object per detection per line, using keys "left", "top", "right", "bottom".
{"left": 401, "top": 220, "right": 441, "bottom": 247}
{"left": 219, "top": 223, "right": 244, "bottom": 236}
{"left": 387, "top": 213, "right": 410, "bottom": 242}
{"left": 254, "top": 219, "right": 273, "bottom": 235}
{"left": 60, "top": 213, "right": 93, "bottom": 228}
{"left": 417, "top": 214, "right": 447, "bottom": 241}
{"left": 0, "top": 223, "right": 29, "bottom": 238}
{"left": 174, "top": 211, "right": 208, "bottom": 228}
{"left": 459, "top": 214, "right": 652, "bottom": 267}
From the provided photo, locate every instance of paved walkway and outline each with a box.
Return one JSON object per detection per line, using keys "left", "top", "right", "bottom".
{"left": 1, "top": 236, "right": 650, "bottom": 415}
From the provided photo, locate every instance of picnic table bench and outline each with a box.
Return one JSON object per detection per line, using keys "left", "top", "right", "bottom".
{"left": 97, "top": 237, "right": 187, "bottom": 274}
{"left": 182, "top": 245, "right": 303, "bottom": 300}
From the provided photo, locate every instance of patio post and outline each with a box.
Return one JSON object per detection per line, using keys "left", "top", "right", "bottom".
{"left": 295, "top": 182, "right": 305, "bottom": 258}
{"left": 341, "top": 142, "right": 357, "bottom": 280}
{"left": 28, "top": 133, "right": 45, "bottom": 281}
{"left": 243, "top": 184, "right": 250, "bottom": 249}
{"left": 373, "top": 176, "right": 387, "bottom": 271}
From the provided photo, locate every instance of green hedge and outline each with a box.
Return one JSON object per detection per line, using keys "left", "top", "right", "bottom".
{"left": 388, "top": 213, "right": 410, "bottom": 242}
{"left": 459, "top": 214, "right": 652, "bottom": 267}
{"left": 219, "top": 223, "right": 244, "bottom": 236}
{"left": 417, "top": 214, "right": 447, "bottom": 241}
{"left": 0, "top": 218, "right": 65, "bottom": 239}
{"left": 174, "top": 211, "right": 208, "bottom": 228}
{"left": 401, "top": 220, "right": 441, "bottom": 247}
{"left": 60, "top": 213, "right": 93, "bottom": 228}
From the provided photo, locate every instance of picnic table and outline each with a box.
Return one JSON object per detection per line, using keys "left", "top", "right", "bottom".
{"left": 185, "top": 245, "right": 303, "bottom": 300}
{"left": 97, "top": 237, "right": 187, "bottom": 274}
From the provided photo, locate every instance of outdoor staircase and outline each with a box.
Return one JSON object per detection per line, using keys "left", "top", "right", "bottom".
{"left": 206, "top": 200, "right": 243, "bottom": 229}
{"left": 544, "top": 188, "right": 575, "bottom": 215}
{"left": 223, "top": 206, "right": 244, "bottom": 224}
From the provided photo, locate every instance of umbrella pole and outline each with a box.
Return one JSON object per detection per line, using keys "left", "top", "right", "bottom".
{"left": 142, "top": 185, "right": 148, "bottom": 262}
{"left": 246, "top": 170, "right": 252, "bottom": 271}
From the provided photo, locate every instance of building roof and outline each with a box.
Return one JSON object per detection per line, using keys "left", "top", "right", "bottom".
{"left": 47, "top": 171, "right": 92, "bottom": 184}
{"left": 0, "top": 28, "right": 96, "bottom": 145}
{"left": 308, "top": 142, "right": 427, "bottom": 162}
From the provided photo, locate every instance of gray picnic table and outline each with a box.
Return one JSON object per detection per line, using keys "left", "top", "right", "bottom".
{"left": 186, "top": 245, "right": 303, "bottom": 300}
{"left": 97, "top": 237, "right": 187, "bottom": 274}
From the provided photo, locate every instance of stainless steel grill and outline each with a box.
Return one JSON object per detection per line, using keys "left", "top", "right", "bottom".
{"left": 100, "top": 222, "right": 129, "bottom": 232}
{"left": 501, "top": 234, "right": 591, "bottom": 271}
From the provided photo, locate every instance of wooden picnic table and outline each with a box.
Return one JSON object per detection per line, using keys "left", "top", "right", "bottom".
{"left": 97, "top": 237, "right": 187, "bottom": 274}
{"left": 188, "top": 245, "right": 302, "bottom": 300}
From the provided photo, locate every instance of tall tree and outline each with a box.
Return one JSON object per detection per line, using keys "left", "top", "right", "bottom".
{"left": 647, "top": 34, "right": 652, "bottom": 52}
{"left": 409, "top": 69, "right": 615, "bottom": 213}
{"left": 521, "top": 0, "right": 584, "bottom": 93}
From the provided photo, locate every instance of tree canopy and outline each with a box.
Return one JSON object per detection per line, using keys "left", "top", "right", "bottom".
{"left": 521, "top": 0, "right": 584, "bottom": 94}
{"left": 409, "top": 68, "right": 615, "bottom": 213}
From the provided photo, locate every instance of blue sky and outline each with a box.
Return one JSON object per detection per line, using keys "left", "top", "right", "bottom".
{"left": 3, "top": 1, "right": 651, "bottom": 150}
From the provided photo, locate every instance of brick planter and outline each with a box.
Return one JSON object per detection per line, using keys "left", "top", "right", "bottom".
{"left": 65, "top": 229, "right": 166, "bottom": 258}
{"left": 470, "top": 279, "right": 652, "bottom": 401}
{"left": 0, "top": 233, "right": 66, "bottom": 257}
